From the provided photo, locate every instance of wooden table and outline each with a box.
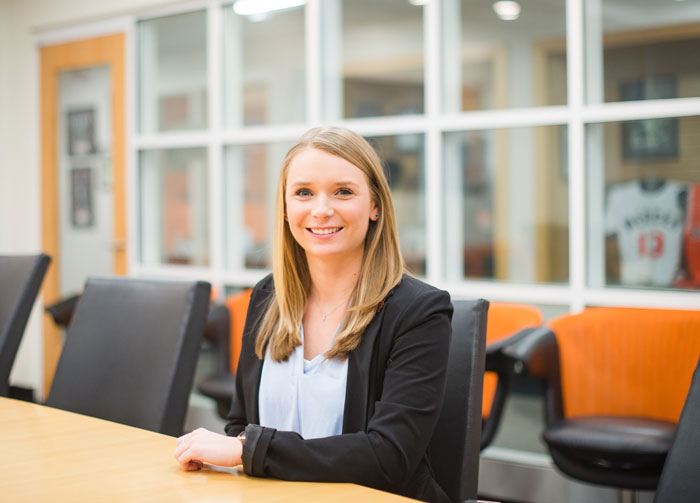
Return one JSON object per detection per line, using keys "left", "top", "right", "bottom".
{"left": 0, "top": 397, "right": 416, "bottom": 502}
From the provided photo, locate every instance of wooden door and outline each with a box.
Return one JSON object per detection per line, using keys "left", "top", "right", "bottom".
{"left": 40, "top": 34, "right": 126, "bottom": 394}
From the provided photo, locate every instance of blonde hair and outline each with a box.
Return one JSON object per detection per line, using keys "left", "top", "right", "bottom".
{"left": 255, "top": 126, "right": 404, "bottom": 361}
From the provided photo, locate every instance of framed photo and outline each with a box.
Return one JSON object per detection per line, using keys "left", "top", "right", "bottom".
{"left": 71, "top": 167, "right": 94, "bottom": 228}
{"left": 67, "top": 108, "right": 97, "bottom": 156}
{"left": 620, "top": 76, "right": 678, "bottom": 160}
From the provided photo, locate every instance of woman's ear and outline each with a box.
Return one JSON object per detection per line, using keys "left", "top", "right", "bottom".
{"left": 370, "top": 202, "right": 380, "bottom": 221}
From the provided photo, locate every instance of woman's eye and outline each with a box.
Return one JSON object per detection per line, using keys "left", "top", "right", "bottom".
{"left": 295, "top": 188, "right": 312, "bottom": 197}
{"left": 337, "top": 188, "right": 353, "bottom": 196}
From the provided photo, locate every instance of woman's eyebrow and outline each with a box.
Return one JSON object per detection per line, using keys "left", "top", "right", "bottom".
{"left": 288, "top": 180, "right": 360, "bottom": 187}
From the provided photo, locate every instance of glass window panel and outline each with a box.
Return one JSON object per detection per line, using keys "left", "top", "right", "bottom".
{"left": 139, "top": 148, "right": 209, "bottom": 266}
{"left": 368, "top": 134, "right": 426, "bottom": 276}
{"left": 444, "top": 126, "right": 569, "bottom": 283}
{"left": 223, "top": 3, "right": 305, "bottom": 127}
{"left": 138, "top": 11, "right": 208, "bottom": 133}
{"left": 443, "top": 0, "right": 567, "bottom": 112}
{"left": 586, "top": 118, "right": 700, "bottom": 290}
{"left": 586, "top": 0, "right": 700, "bottom": 104}
{"left": 223, "top": 142, "right": 292, "bottom": 271}
{"left": 323, "top": 0, "right": 424, "bottom": 120}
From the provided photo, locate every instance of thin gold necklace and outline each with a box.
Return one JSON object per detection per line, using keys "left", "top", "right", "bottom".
{"left": 313, "top": 295, "right": 349, "bottom": 322}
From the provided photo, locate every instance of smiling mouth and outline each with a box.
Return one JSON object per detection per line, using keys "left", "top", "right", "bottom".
{"left": 308, "top": 227, "right": 342, "bottom": 235}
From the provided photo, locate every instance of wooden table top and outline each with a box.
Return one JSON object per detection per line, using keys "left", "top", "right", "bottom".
{"left": 0, "top": 397, "right": 417, "bottom": 502}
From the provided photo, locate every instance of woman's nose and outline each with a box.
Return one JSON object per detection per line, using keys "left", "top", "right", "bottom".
{"left": 310, "top": 195, "right": 334, "bottom": 218}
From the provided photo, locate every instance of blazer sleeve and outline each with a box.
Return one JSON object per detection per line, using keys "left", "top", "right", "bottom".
{"left": 238, "top": 287, "right": 453, "bottom": 495}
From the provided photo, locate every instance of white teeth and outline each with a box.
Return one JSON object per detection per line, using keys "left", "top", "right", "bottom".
{"left": 310, "top": 227, "right": 340, "bottom": 235}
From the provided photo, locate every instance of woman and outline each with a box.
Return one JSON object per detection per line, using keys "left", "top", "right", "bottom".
{"left": 174, "top": 127, "right": 453, "bottom": 503}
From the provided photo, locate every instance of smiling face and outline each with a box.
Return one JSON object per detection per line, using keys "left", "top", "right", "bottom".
{"left": 284, "top": 147, "right": 379, "bottom": 265}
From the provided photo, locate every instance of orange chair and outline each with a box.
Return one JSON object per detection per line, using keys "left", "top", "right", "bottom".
{"left": 481, "top": 303, "right": 543, "bottom": 448}
{"left": 198, "top": 289, "right": 252, "bottom": 418}
{"left": 506, "top": 307, "right": 700, "bottom": 490}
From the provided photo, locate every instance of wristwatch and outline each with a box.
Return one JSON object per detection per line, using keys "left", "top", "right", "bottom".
{"left": 237, "top": 430, "right": 246, "bottom": 445}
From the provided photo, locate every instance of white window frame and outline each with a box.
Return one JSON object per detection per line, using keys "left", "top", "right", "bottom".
{"left": 126, "top": 0, "right": 700, "bottom": 311}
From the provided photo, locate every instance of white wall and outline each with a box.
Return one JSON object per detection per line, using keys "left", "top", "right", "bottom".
{"left": 0, "top": 0, "right": 177, "bottom": 398}
{"left": 0, "top": 1, "right": 12, "bottom": 252}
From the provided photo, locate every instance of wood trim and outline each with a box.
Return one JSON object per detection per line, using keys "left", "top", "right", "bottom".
{"left": 535, "top": 21, "right": 700, "bottom": 56}
{"left": 40, "top": 33, "right": 126, "bottom": 395}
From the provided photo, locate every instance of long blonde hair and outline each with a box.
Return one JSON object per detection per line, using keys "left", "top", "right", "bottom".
{"left": 255, "top": 126, "right": 404, "bottom": 361}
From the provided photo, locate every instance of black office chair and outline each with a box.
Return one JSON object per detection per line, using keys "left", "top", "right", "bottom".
{"left": 654, "top": 356, "right": 700, "bottom": 503}
{"left": 429, "top": 298, "right": 489, "bottom": 503}
{"left": 46, "top": 276, "right": 211, "bottom": 436}
{"left": 0, "top": 253, "right": 51, "bottom": 397}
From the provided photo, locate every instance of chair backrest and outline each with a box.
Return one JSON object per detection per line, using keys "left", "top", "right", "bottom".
{"left": 550, "top": 307, "right": 700, "bottom": 422}
{"left": 654, "top": 356, "right": 700, "bottom": 503}
{"left": 483, "top": 303, "right": 542, "bottom": 418}
{"left": 47, "top": 276, "right": 210, "bottom": 436}
{"left": 429, "top": 298, "right": 488, "bottom": 503}
{"left": 0, "top": 254, "right": 51, "bottom": 396}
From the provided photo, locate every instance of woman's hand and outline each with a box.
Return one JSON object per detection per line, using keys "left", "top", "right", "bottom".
{"left": 174, "top": 428, "right": 243, "bottom": 471}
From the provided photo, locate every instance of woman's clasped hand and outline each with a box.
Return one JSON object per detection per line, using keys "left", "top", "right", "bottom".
{"left": 174, "top": 428, "right": 242, "bottom": 470}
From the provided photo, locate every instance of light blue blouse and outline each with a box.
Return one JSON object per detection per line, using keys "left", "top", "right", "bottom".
{"left": 258, "top": 325, "right": 349, "bottom": 439}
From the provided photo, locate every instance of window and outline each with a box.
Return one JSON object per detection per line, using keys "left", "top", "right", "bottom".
{"left": 138, "top": 11, "right": 208, "bottom": 133}
{"left": 222, "top": 3, "right": 305, "bottom": 126}
{"left": 324, "top": 0, "right": 425, "bottom": 119}
{"left": 444, "top": 126, "right": 568, "bottom": 283}
{"left": 131, "top": 0, "right": 700, "bottom": 310}
{"left": 139, "top": 148, "right": 209, "bottom": 266}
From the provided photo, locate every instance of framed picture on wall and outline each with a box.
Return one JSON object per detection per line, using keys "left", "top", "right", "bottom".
{"left": 67, "top": 108, "right": 97, "bottom": 156}
{"left": 620, "top": 76, "right": 678, "bottom": 160}
{"left": 71, "top": 167, "right": 94, "bottom": 228}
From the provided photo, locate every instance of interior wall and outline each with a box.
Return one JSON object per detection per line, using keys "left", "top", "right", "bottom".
{"left": 0, "top": 1, "right": 12, "bottom": 253}
{"left": 0, "top": 0, "right": 177, "bottom": 396}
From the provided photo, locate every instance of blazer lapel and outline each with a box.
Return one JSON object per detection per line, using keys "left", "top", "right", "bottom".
{"left": 246, "top": 355, "right": 264, "bottom": 424}
{"left": 342, "top": 282, "right": 397, "bottom": 433}
{"left": 244, "top": 277, "right": 273, "bottom": 425}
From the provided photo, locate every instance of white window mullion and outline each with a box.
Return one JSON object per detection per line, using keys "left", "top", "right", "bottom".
{"left": 422, "top": 0, "right": 442, "bottom": 283}
{"left": 567, "top": 0, "right": 585, "bottom": 312}
{"left": 306, "top": 0, "right": 322, "bottom": 124}
{"left": 126, "top": 16, "right": 139, "bottom": 274}
{"left": 208, "top": 1, "right": 224, "bottom": 290}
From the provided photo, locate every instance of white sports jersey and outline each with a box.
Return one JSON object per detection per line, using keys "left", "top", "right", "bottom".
{"left": 605, "top": 180, "right": 685, "bottom": 287}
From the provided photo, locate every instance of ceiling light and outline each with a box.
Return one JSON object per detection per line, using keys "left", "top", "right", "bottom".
{"left": 493, "top": 1, "right": 521, "bottom": 21}
{"left": 408, "top": 0, "right": 429, "bottom": 5}
{"left": 233, "top": 0, "right": 306, "bottom": 16}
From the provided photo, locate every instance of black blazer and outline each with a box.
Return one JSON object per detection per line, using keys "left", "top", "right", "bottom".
{"left": 225, "top": 274, "right": 453, "bottom": 503}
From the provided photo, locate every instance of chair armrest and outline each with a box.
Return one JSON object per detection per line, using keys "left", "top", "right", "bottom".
{"left": 485, "top": 327, "right": 539, "bottom": 372}
{"left": 45, "top": 294, "right": 81, "bottom": 328}
{"left": 501, "top": 326, "right": 558, "bottom": 379}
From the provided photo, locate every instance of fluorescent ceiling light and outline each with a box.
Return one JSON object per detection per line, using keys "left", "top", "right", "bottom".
{"left": 233, "top": 0, "right": 306, "bottom": 16}
{"left": 408, "top": 0, "right": 429, "bottom": 5}
{"left": 493, "top": 1, "right": 521, "bottom": 21}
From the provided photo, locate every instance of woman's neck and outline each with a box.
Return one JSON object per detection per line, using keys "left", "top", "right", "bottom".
{"left": 306, "top": 253, "right": 362, "bottom": 304}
